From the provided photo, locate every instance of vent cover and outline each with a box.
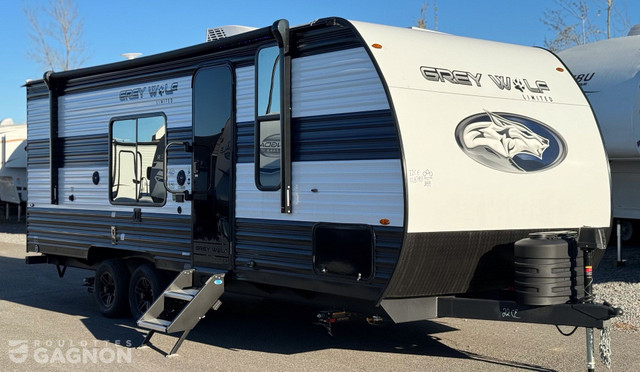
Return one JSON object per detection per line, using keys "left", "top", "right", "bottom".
{"left": 206, "top": 25, "right": 257, "bottom": 42}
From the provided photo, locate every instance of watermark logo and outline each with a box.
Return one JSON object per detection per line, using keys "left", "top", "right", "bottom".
{"left": 8, "top": 340, "right": 29, "bottom": 363}
{"left": 8, "top": 340, "right": 133, "bottom": 364}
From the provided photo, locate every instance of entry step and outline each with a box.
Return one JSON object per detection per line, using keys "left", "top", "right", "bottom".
{"left": 138, "top": 319, "right": 171, "bottom": 332}
{"left": 165, "top": 288, "right": 199, "bottom": 301}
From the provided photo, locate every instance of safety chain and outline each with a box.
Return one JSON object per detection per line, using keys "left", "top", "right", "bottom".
{"left": 599, "top": 325, "right": 612, "bottom": 369}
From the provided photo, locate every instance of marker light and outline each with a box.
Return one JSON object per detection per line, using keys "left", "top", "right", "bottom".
{"left": 372, "top": 43, "right": 383, "bottom": 49}
{"left": 556, "top": 67, "right": 565, "bottom": 72}
{"left": 379, "top": 218, "right": 390, "bottom": 225}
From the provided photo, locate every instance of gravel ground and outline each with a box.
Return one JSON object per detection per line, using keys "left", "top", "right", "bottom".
{"left": 594, "top": 243, "right": 640, "bottom": 332}
{"left": 0, "top": 220, "right": 26, "bottom": 245}
{"left": 1, "top": 220, "right": 636, "bottom": 332}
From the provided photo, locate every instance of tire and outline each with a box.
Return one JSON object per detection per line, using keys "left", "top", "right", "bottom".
{"left": 128, "top": 264, "right": 163, "bottom": 320}
{"left": 94, "top": 259, "right": 131, "bottom": 318}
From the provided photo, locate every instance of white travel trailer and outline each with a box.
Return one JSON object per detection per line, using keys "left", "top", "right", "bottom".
{"left": 559, "top": 27, "right": 640, "bottom": 241}
{"left": 25, "top": 18, "right": 619, "bottom": 366}
{"left": 0, "top": 118, "right": 27, "bottom": 208}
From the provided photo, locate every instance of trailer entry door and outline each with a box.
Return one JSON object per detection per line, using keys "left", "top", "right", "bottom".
{"left": 191, "top": 64, "right": 234, "bottom": 270}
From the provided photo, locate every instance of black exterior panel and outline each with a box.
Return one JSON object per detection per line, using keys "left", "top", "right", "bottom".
{"left": 237, "top": 110, "right": 400, "bottom": 164}
{"left": 382, "top": 229, "right": 605, "bottom": 299}
{"left": 60, "top": 134, "right": 108, "bottom": 167}
{"left": 27, "top": 208, "right": 191, "bottom": 269}
{"left": 234, "top": 218, "right": 403, "bottom": 301}
{"left": 26, "top": 139, "right": 50, "bottom": 169}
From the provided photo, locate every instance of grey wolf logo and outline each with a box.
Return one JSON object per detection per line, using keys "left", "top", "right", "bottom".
{"left": 456, "top": 111, "right": 566, "bottom": 173}
{"left": 8, "top": 340, "right": 29, "bottom": 363}
{"left": 513, "top": 79, "right": 525, "bottom": 92}
{"left": 462, "top": 111, "right": 549, "bottom": 159}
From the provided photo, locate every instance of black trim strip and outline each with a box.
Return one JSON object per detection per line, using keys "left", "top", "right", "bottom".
{"left": 292, "top": 110, "right": 400, "bottom": 161}
{"left": 30, "top": 128, "right": 192, "bottom": 169}
{"left": 291, "top": 20, "right": 361, "bottom": 58}
{"left": 60, "top": 134, "right": 108, "bottom": 167}
{"left": 26, "top": 139, "right": 50, "bottom": 168}
{"left": 238, "top": 110, "right": 400, "bottom": 164}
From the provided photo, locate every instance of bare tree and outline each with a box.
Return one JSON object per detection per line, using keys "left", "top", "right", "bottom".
{"left": 606, "top": 0, "right": 613, "bottom": 38}
{"left": 416, "top": 1, "right": 438, "bottom": 30}
{"left": 542, "top": 0, "right": 631, "bottom": 52}
{"left": 25, "top": 0, "right": 88, "bottom": 71}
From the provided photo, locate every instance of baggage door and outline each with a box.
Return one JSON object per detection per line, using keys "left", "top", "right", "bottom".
{"left": 191, "top": 64, "right": 234, "bottom": 270}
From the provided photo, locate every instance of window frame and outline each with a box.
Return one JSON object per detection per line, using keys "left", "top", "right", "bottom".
{"left": 254, "top": 43, "right": 283, "bottom": 191}
{"left": 108, "top": 112, "right": 167, "bottom": 207}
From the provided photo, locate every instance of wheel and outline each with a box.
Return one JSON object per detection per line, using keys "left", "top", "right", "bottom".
{"left": 618, "top": 220, "right": 633, "bottom": 242}
{"left": 94, "top": 259, "right": 130, "bottom": 317}
{"left": 128, "top": 264, "right": 163, "bottom": 320}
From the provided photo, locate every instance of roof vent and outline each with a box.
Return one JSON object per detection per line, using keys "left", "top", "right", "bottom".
{"left": 628, "top": 24, "right": 640, "bottom": 36}
{"left": 0, "top": 118, "right": 14, "bottom": 126}
{"left": 206, "top": 25, "right": 257, "bottom": 42}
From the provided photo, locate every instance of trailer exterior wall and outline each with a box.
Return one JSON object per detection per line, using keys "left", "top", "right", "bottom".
{"left": 25, "top": 18, "right": 611, "bottom": 309}
{"left": 351, "top": 21, "right": 611, "bottom": 297}
{"left": 27, "top": 75, "right": 194, "bottom": 269}
{"left": 233, "top": 46, "right": 404, "bottom": 299}
{"left": 25, "top": 21, "right": 405, "bottom": 303}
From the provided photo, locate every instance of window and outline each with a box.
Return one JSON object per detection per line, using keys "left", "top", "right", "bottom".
{"left": 255, "top": 45, "right": 282, "bottom": 190}
{"left": 110, "top": 114, "right": 166, "bottom": 205}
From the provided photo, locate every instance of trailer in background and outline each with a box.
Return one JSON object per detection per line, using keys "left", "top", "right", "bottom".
{"left": 559, "top": 26, "right": 640, "bottom": 242}
{"left": 0, "top": 118, "right": 26, "bottom": 220}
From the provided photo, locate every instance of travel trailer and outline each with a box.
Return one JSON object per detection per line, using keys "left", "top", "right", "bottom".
{"left": 0, "top": 118, "right": 27, "bottom": 210}
{"left": 25, "top": 18, "right": 619, "bottom": 367}
{"left": 559, "top": 26, "right": 640, "bottom": 241}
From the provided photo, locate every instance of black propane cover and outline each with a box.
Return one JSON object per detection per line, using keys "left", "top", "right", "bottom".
{"left": 514, "top": 231, "right": 583, "bottom": 306}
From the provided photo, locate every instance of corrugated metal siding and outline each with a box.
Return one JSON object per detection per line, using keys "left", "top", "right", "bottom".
{"left": 236, "top": 121, "right": 253, "bottom": 163}
{"left": 27, "top": 75, "right": 193, "bottom": 214}
{"left": 235, "top": 48, "right": 390, "bottom": 122}
{"left": 26, "top": 140, "right": 49, "bottom": 169}
{"left": 27, "top": 97, "right": 51, "bottom": 207}
{"left": 59, "top": 75, "right": 192, "bottom": 138}
{"left": 61, "top": 134, "right": 108, "bottom": 167}
{"left": 26, "top": 97, "right": 50, "bottom": 141}
{"left": 237, "top": 110, "right": 399, "bottom": 164}
{"left": 234, "top": 218, "right": 402, "bottom": 299}
{"left": 232, "top": 44, "right": 403, "bottom": 300}
{"left": 27, "top": 208, "right": 191, "bottom": 263}
{"left": 292, "top": 110, "right": 399, "bottom": 161}
{"left": 40, "top": 166, "right": 191, "bottom": 215}
{"left": 291, "top": 47, "right": 389, "bottom": 118}
{"left": 58, "top": 167, "right": 107, "bottom": 209}
{"left": 27, "top": 168, "right": 50, "bottom": 206}
{"left": 235, "top": 66, "right": 254, "bottom": 124}
{"left": 235, "top": 159, "right": 404, "bottom": 227}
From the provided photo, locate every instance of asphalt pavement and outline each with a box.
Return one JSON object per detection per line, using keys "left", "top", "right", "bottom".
{"left": 1, "top": 238, "right": 638, "bottom": 371}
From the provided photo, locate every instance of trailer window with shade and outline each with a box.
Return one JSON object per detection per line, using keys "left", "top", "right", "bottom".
{"left": 109, "top": 114, "right": 167, "bottom": 205}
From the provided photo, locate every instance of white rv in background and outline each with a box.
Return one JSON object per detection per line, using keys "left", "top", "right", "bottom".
{"left": 0, "top": 118, "right": 27, "bottom": 206}
{"left": 559, "top": 26, "right": 640, "bottom": 240}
